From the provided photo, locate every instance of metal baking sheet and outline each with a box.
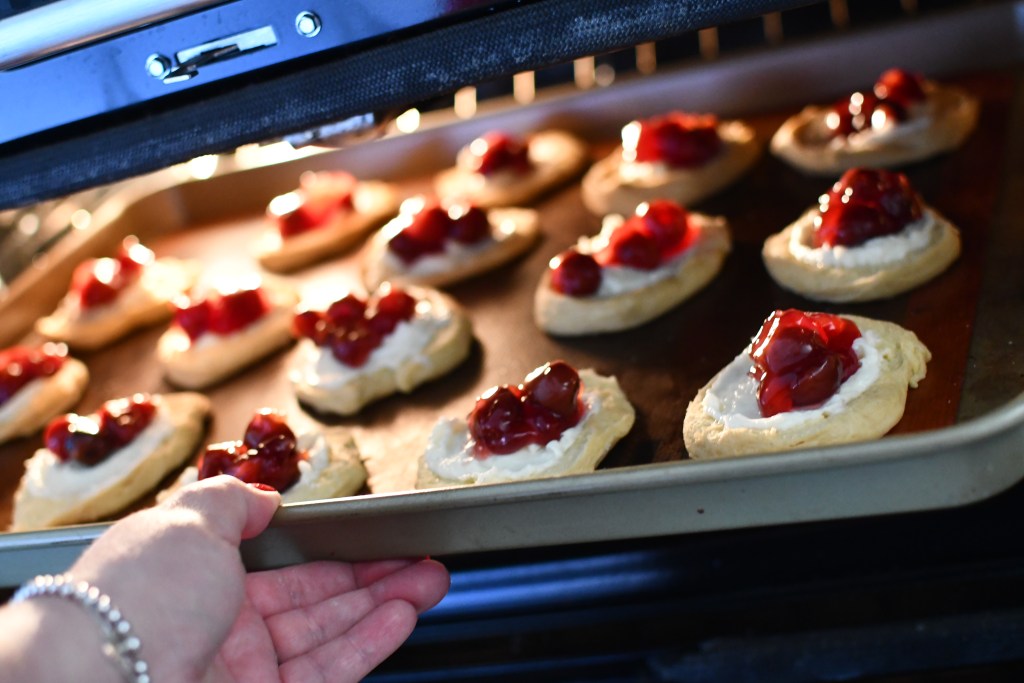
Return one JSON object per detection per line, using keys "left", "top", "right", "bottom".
{"left": 1, "top": 2, "right": 1023, "bottom": 586}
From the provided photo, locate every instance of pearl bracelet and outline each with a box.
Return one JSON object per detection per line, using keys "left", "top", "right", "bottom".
{"left": 12, "top": 573, "right": 151, "bottom": 683}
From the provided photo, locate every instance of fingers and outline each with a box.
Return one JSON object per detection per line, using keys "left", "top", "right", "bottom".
{"left": 264, "top": 559, "right": 449, "bottom": 661}
{"left": 161, "top": 475, "right": 281, "bottom": 543}
{"left": 246, "top": 559, "right": 418, "bottom": 617}
{"left": 280, "top": 600, "right": 419, "bottom": 683}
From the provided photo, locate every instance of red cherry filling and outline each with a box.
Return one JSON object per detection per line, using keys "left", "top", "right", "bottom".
{"left": 387, "top": 199, "right": 491, "bottom": 264}
{"left": 0, "top": 344, "right": 67, "bottom": 407}
{"left": 174, "top": 285, "right": 271, "bottom": 341}
{"left": 597, "top": 199, "right": 694, "bottom": 269}
{"left": 468, "top": 361, "right": 583, "bottom": 456}
{"left": 550, "top": 250, "right": 602, "bottom": 296}
{"left": 813, "top": 168, "right": 923, "bottom": 248}
{"left": 749, "top": 310, "right": 862, "bottom": 417}
{"left": 292, "top": 285, "right": 419, "bottom": 367}
{"left": 465, "top": 131, "right": 533, "bottom": 176}
{"left": 44, "top": 394, "right": 156, "bottom": 465}
{"left": 271, "top": 171, "right": 356, "bottom": 238}
{"left": 198, "top": 410, "right": 303, "bottom": 492}
{"left": 827, "top": 68, "right": 927, "bottom": 139}
{"left": 624, "top": 113, "right": 722, "bottom": 168}
{"left": 70, "top": 237, "right": 154, "bottom": 309}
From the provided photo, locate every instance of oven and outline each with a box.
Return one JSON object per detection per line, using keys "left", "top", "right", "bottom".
{"left": 2, "top": 0, "right": 1024, "bottom": 680}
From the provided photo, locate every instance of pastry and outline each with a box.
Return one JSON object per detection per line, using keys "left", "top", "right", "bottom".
{"left": 683, "top": 309, "right": 930, "bottom": 459}
{"left": 535, "top": 199, "right": 730, "bottom": 335}
{"left": 0, "top": 343, "right": 88, "bottom": 444}
{"left": 11, "top": 392, "right": 210, "bottom": 530}
{"left": 416, "top": 361, "right": 635, "bottom": 488}
{"left": 762, "top": 168, "right": 961, "bottom": 302}
{"left": 771, "top": 68, "right": 979, "bottom": 176}
{"left": 433, "top": 129, "right": 589, "bottom": 207}
{"left": 581, "top": 111, "right": 760, "bottom": 216}
{"left": 363, "top": 196, "right": 539, "bottom": 289}
{"left": 291, "top": 283, "right": 473, "bottom": 416}
{"left": 163, "top": 409, "right": 366, "bottom": 504}
{"left": 157, "top": 274, "right": 299, "bottom": 389}
{"left": 257, "top": 170, "right": 400, "bottom": 272}
{"left": 36, "top": 236, "right": 201, "bottom": 351}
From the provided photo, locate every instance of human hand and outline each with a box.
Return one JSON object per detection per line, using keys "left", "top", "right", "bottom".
{"left": 66, "top": 475, "right": 450, "bottom": 682}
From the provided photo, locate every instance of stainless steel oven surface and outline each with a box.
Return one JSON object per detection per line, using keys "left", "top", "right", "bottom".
{"left": 2, "top": 1, "right": 1024, "bottom": 680}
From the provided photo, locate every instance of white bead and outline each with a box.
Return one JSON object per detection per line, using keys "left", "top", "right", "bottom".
{"left": 137, "top": 674, "right": 151, "bottom": 683}
{"left": 134, "top": 660, "right": 148, "bottom": 673}
{"left": 117, "top": 620, "right": 131, "bottom": 635}
{"left": 125, "top": 636, "right": 141, "bottom": 651}
{"left": 108, "top": 608, "right": 121, "bottom": 622}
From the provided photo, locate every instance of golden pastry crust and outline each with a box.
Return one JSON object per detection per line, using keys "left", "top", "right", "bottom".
{"left": 11, "top": 392, "right": 210, "bottom": 531}
{"left": 157, "top": 278, "right": 300, "bottom": 389}
{"left": 36, "top": 259, "right": 201, "bottom": 351}
{"left": 535, "top": 214, "right": 731, "bottom": 336}
{"left": 363, "top": 207, "right": 539, "bottom": 290}
{"left": 0, "top": 358, "right": 89, "bottom": 445}
{"left": 415, "top": 369, "right": 635, "bottom": 488}
{"left": 683, "top": 316, "right": 930, "bottom": 460}
{"left": 160, "top": 429, "right": 367, "bottom": 504}
{"left": 581, "top": 120, "right": 760, "bottom": 216}
{"left": 770, "top": 84, "right": 979, "bottom": 176}
{"left": 257, "top": 181, "right": 400, "bottom": 273}
{"left": 293, "top": 288, "right": 473, "bottom": 416}
{"left": 434, "top": 130, "right": 590, "bottom": 208}
{"left": 762, "top": 207, "right": 961, "bottom": 303}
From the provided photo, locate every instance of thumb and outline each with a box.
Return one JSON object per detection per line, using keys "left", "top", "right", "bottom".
{"left": 162, "top": 475, "right": 281, "bottom": 543}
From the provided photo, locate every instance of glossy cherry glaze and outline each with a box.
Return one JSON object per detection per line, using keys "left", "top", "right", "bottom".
{"left": 468, "top": 361, "right": 584, "bottom": 456}
{"left": 550, "top": 200, "right": 695, "bottom": 296}
{"left": 624, "top": 113, "right": 722, "bottom": 168}
{"left": 749, "top": 310, "right": 862, "bottom": 417}
{"left": 813, "top": 168, "right": 923, "bottom": 248}
{"left": 827, "top": 68, "right": 927, "bottom": 138}
{"left": 292, "top": 285, "right": 418, "bottom": 367}
{"left": 174, "top": 285, "right": 271, "bottom": 341}
{"left": 387, "top": 199, "right": 491, "bottom": 264}
{"left": 0, "top": 344, "right": 67, "bottom": 407}
{"left": 272, "top": 171, "right": 356, "bottom": 238}
{"left": 199, "top": 410, "right": 304, "bottom": 492}
{"left": 44, "top": 394, "right": 156, "bottom": 465}
{"left": 465, "top": 131, "right": 533, "bottom": 176}
{"left": 70, "top": 237, "right": 154, "bottom": 309}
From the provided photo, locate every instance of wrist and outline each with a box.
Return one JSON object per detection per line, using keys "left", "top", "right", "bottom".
{"left": 0, "top": 597, "right": 122, "bottom": 683}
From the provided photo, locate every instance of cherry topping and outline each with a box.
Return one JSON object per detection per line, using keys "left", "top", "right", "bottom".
{"left": 635, "top": 200, "right": 692, "bottom": 254}
{"left": 604, "top": 223, "right": 661, "bottom": 270}
{"left": 468, "top": 361, "right": 584, "bottom": 456}
{"left": 465, "top": 131, "right": 533, "bottom": 176}
{"left": 174, "top": 285, "right": 271, "bottom": 341}
{"left": 749, "top": 310, "right": 862, "bottom": 417}
{"left": 0, "top": 344, "right": 67, "bottom": 407}
{"left": 550, "top": 250, "right": 602, "bottom": 297}
{"left": 44, "top": 394, "right": 156, "bottom": 465}
{"left": 814, "top": 168, "right": 923, "bottom": 248}
{"left": 387, "top": 199, "right": 491, "bottom": 264}
{"left": 624, "top": 113, "right": 722, "bottom": 168}
{"left": 292, "top": 285, "right": 419, "bottom": 367}
{"left": 873, "top": 68, "right": 927, "bottom": 109}
{"left": 271, "top": 171, "right": 356, "bottom": 238}
{"left": 828, "top": 68, "right": 927, "bottom": 138}
{"left": 70, "top": 237, "right": 153, "bottom": 310}
{"left": 198, "top": 409, "right": 303, "bottom": 492}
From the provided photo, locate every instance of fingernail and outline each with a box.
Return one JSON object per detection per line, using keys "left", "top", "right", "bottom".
{"left": 248, "top": 482, "right": 277, "bottom": 492}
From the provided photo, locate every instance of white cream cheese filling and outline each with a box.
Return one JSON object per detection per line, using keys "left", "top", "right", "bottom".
{"left": 788, "top": 209, "right": 936, "bottom": 269}
{"left": 0, "top": 363, "right": 74, "bottom": 425}
{"left": 424, "top": 390, "right": 601, "bottom": 484}
{"left": 827, "top": 100, "right": 935, "bottom": 152}
{"left": 290, "top": 290, "right": 454, "bottom": 392}
{"left": 701, "top": 332, "right": 882, "bottom": 430}
{"left": 22, "top": 396, "right": 174, "bottom": 498}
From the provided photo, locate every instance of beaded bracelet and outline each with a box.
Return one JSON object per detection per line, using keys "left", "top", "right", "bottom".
{"left": 12, "top": 573, "right": 151, "bottom": 683}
